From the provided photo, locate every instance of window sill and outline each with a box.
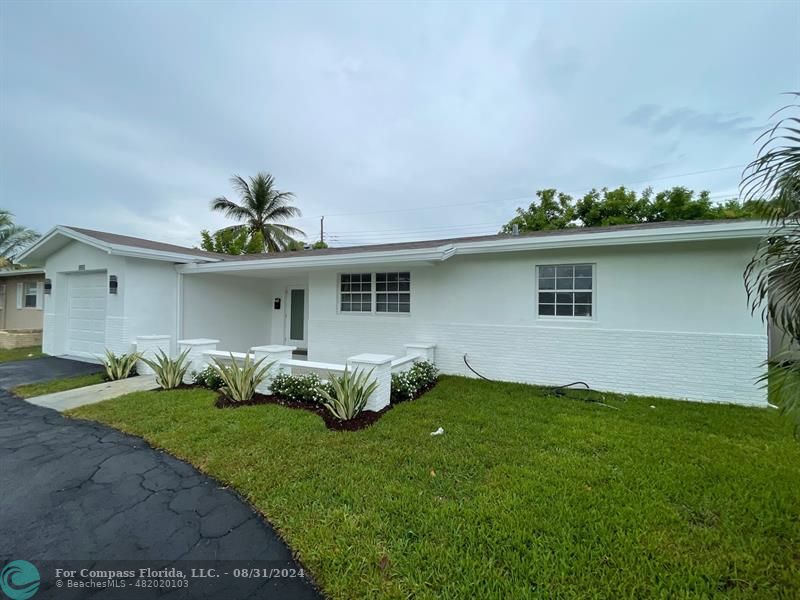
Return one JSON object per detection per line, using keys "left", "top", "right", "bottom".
{"left": 535, "top": 317, "right": 597, "bottom": 327}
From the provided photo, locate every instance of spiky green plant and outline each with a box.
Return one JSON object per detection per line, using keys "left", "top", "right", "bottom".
{"left": 102, "top": 350, "right": 140, "bottom": 381}
{"left": 140, "top": 348, "right": 191, "bottom": 390}
{"left": 318, "top": 368, "right": 379, "bottom": 421}
{"left": 211, "top": 353, "right": 274, "bottom": 403}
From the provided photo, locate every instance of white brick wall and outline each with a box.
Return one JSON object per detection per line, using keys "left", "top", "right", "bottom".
{"left": 105, "top": 316, "right": 130, "bottom": 355}
{"left": 309, "top": 319, "right": 767, "bottom": 406}
{"left": 136, "top": 335, "right": 171, "bottom": 375}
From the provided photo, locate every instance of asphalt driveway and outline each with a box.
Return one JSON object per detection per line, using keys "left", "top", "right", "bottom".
{"left": 0, "top": 392, "right": 321, "bottom": 599}
{"left": 0, "top": 356, "right": 103, "bottom": 390}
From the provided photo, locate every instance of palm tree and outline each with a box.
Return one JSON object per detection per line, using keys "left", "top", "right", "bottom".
{"left": 0, "top": 210, "right": 39, "bottom": 268}
{"left": 210, "top": 173, "right": 304, "bottom": 252}
{"left": 743, "top": 93, "right": 800, "bottom": 433}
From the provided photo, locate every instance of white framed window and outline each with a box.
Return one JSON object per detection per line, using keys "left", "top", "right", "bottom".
{"left": 339, "top": 272, "right": 412, "bottom": 314}
{"left": 23, "top": 282, "right": 38, "bottom": 308}
{"left": 376, "top": 272, "right": 410, "bottom": 313}
{"left": 340, "top": 273, "right": 372, "bottom": 312}
{"left": 537, "top": 264, "right": 593, "bottom": 318}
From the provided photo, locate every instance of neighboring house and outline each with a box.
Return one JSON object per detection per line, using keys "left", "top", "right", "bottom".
{"left": 0, "top": 268, "right": 45, "bottom": 348}
{"left": 18, "top": 221, "right": 770, "bottom": 406}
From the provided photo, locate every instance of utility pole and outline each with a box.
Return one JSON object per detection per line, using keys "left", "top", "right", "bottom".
{"left": 320, "top": 216, "right": 324, "bottom": 245}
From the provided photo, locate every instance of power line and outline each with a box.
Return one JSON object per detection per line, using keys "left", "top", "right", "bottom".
{"left": 322, "top": 192, "right": 740, "bottom": 243}
{"left": 288, "top": 165, "right": 745, "bottom": 222}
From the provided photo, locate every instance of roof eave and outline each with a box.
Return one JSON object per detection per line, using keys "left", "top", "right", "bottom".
{"left": 16, "top": 226, "right": 221, "bottom": 265}
{"left": 178, "top": 221, "right": 770, "bottom": 274}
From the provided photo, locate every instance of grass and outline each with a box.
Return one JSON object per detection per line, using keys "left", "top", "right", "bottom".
{"left": 13, "top": 372, "right": 105, "bottom": 398}
{"left": 69, "top": 376, "right": 800, "bottom": 599}
{"left": 0, "top": 345, "right": 43, "bottom": 363}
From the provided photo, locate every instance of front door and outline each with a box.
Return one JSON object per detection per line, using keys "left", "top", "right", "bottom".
{"left": 286, "top": 288, "right": 307, "bottom": 349}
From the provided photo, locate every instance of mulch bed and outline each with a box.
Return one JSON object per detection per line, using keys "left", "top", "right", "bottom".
{"left": 214, "top": 392, "right": 393, "bottom": 431}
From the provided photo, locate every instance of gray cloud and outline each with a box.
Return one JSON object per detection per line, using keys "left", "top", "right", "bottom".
{"left": 1, "top": 1, "right": 797, "bottom": 247}
{"left": 623, "top": 104, "right": 763, "bottom": 136}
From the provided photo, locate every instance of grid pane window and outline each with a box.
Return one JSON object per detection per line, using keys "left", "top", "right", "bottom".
{"left": 340, "top": 273, "right": 372, "bottom": 312}
{"left": 537, "top": 264, "right": 593, "bottom": 318}
{"left": 376, "top": 272, "right": 410, "bottom": 313}
{"left": 24, "top": 282, "right": 37, "bottom": 308}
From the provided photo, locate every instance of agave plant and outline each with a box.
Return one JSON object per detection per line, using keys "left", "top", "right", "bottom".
{"left": 318, "top": 368, "right": 379, "bottom": 421}
{"left": 742, "top": 92, "right": 800, "bottom": 433}
{"left": 211, "top": 353, "right": 274, "bottom": 403}
{"left": 102, "top": 350, "right": 140, "bottom": 381}
{"left": 140, "top": 348, "right": 191, "bottom": 390}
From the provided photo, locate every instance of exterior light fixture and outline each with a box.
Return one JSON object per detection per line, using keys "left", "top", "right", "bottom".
{"left": 44, "top": 279, "right": 52, "bottom": 295}
{"left": 109, "top": 275, "right": 118, "bottom": 294}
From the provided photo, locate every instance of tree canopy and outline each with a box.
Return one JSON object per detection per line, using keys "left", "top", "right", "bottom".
{"left": 0, "top": 210, "right": 39, "bottom": 267}
{"left": 210, "top": 173, "right": 304, "bottom": 252}
{"left": 501, "top": 186, "right": 761, "bottom": 234}
{"left": 199, "top": 228, "right": 265, "bottom": 255}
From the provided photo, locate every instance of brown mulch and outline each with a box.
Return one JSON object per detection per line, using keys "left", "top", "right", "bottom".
{"left": 214, "top": 392, "right": 393, "bottom": 431}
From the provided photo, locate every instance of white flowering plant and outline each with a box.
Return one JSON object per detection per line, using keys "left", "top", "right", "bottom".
{"left": 270, "top": 372, "right": 335, "bottom": 403}
{"left": 390, "top": 360, "right": 439, "bottom": 404}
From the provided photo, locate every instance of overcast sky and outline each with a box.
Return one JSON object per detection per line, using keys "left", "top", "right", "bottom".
{"left": 1, "top": 1, "right": 799, "bottom": 248}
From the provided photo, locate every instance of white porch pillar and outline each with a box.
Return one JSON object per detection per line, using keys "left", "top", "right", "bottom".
{"left": 135, "top": 335, "right": 171, "bottom": 375}
{"left": 346, "top": 353, "right": 393, "bottom": 412}
{"left": 404, "top": 343, "right": 437, "bottom": 364}
{"left": 178, "top": 338, "right": 219, "bottom": 383}
{"left": 251, "top": 345, "right": 295, "bottom": 393}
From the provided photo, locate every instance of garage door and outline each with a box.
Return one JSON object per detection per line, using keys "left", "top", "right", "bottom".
{"left": 67, "top": 272, "right": 107, "bottom": 357}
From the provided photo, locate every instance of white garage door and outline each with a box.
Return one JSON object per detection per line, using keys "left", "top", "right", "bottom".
{"left": 67, "top": 272, "right": 107, "bottom": 357}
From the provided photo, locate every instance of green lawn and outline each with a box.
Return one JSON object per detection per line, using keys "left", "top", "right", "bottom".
{"left": 69, "top": 376, "right": 800, "bottom": 599}
{"left": 0, "top": 345, "right": 43, "bottom": 363}
{"left": 13, "top": 372, "right": 105, "bottom": 398}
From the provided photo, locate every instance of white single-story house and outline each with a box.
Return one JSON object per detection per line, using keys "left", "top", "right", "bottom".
{"left": 18, "top": 220, "right": 771, "bottom": 406}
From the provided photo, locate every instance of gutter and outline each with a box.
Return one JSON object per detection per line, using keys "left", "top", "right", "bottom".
{"left": 176, "top": 221, "right": 771, "bottom": 275}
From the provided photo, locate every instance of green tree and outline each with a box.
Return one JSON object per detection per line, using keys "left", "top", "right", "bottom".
{"left": 199, "top": 229, "right": 265, "bottom": 255}
{"left": 210, "top": 173, "right": 304, "bottom": 252}
{"left": 743, "top": 93, "right": 800, "bottom": 433}
{"left": 504, "top": 186, "right": 761, "bottom": 233}
{"left": 501, "top": 189, "right": 576, "bottom": 233}
{"left": 575, "top": 186, "right": 652, "bottom": 227}
{"left": 311, "top": 240, "right": 329, "bottom": 249}
{"left": 0, "top": 210, "right": 39, "bottom": 267}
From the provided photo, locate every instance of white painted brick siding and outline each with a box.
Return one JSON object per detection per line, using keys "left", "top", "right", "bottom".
{"left": 309, "top": 319, "right": 767, "bottom": 406}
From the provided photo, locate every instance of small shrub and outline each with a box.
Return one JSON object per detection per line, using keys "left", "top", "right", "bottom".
{"left": 319, "top": 368, "right": 379, "bottom": 421}
{"left": 192, "top": 365, "right": 224, "bottom": 390}
{"left": 102, "top": 350, "right": 140, "bottom": 381}
{"left": 391, "top": 360, "right": 439, "bottom": 403}
{"left": 141, "top": 349, "right": 191, "bottom": 390}
{"left": 271, "top": 372, "right": 332, "bottom": 403}
{"left": 212, "top": 353, "right": 274, "bottom": 404}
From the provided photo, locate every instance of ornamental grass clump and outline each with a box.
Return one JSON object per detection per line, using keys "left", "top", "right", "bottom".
{"left": 141, "top": 348, "right": 191, "bottom": 390}
{"left": 211, "top": 353, "right": 274, "bottom": 404}
{"left": 102, "top": 350, "right": 140, "bottom": 381}
{"left": 318, "top": 368, "right": 379, "bottom": 421}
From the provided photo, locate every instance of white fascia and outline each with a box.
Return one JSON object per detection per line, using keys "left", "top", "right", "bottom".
{"left": 176, "top": 221, "right": 770, "bottom": 275}
{"left": 18, "top": 226, "right": 221, "bottom": 265}
{"left": 176, "top": 247, "right": 450, "bottom": 274}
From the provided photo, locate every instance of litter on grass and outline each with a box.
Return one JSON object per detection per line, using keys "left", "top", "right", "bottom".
{"left": 430, "top": 427, "right": 444, "bottom": 436}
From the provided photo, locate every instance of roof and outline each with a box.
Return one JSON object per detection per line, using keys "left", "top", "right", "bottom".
{"left": 220, "top": 218, "right": 764, "bottom": 262}
{"left": 18, "top": 219, "right": 770, "bottom": 271}
{"left": 17, "top": 226, "right": 228, "bottom": 266}
{"left": 64, "top": 227, "right": 227, "bottom": 260}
